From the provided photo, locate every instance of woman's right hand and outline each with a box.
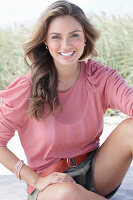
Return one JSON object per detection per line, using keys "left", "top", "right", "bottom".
{"left": 35, "top": 172, "right": 76, "bottom": 192}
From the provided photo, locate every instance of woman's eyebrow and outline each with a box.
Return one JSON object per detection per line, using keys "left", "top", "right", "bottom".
{"left": 49, "top": 30, "right": 81, "bottom": 35}
{"left": 49, "top": 32, "right": 61, "bottom": 35}
{"left": 69, "top": 30, "right": 82, "bottom": 34}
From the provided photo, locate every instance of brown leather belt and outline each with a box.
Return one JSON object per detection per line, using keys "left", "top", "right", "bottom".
{"left": 27, "top": 152, "right": 90, "bottom": 194}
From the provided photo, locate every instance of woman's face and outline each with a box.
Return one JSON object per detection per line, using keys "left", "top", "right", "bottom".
{"left": 45, "top": 15, "right": 86, "bottom": 67}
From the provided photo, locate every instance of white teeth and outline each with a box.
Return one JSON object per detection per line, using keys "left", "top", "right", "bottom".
{"left": 60, "top": 52, "right": 74, "bottom": 56}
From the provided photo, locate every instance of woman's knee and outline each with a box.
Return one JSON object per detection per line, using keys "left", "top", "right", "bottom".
{"left": 37, "top": 182, "right": 79, "bottom": 200}
{"left": 111, "top": 118, "right": 133, "bottom": 154}
{"left": 118, "top": 118, "right": 133, "bottom": 138}
{"left": 57, "top": 182, "right": 79, "bottom": 199}
{"left": 121, "top": 118, "right": 133, "bottom": 127}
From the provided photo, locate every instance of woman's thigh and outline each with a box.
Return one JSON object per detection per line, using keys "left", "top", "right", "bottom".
{"left": 94, "top": 118, "right": 133, "bottom": 196}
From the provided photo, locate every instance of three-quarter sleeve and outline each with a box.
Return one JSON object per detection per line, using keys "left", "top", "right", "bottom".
{"left": 86, "top": 59, "right": 133, "bottom": 118}
{"left": 104, "top": 68, "right": 133, "bottom": 118}
{"left": 0, "top": 73, "right": 31, "bottom": 146}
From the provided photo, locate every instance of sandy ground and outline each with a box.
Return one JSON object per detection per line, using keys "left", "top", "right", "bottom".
{"left": 0, "top": 113, "right": 131, "bottom": 175}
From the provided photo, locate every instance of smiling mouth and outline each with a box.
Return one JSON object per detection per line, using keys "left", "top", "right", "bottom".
{"left": 59, "top": 51, "right": 75, "bottom": 57}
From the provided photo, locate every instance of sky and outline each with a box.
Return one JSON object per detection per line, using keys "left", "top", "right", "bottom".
{"left": 0, "top": 0, "right": 133, "bottom": 28}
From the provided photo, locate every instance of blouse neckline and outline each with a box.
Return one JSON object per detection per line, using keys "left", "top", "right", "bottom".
{"left": 58, "top": 61, "right": 83, "bottom": 97}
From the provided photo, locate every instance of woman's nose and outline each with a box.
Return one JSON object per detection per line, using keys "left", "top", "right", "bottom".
{"left": 61, "top": 38, "right": 71, "bottom": 49}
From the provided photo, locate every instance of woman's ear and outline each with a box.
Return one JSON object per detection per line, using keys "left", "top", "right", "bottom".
{"left": 44, "top": 42, "right": 48, "bottom": 50}
{"left": 84, "top": 38, "right": 87, "bottom": 43}
{"left": 44, "top": 42, "right": 48, "bottom": 49}
{"left": 44, "top": 42, "right": 47, "bottom": 46}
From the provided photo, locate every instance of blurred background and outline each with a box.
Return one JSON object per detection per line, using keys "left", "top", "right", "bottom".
{"left": 0, "top": 0, "right": 133, "bottom": 28}
{"left": 0, "top": 0, "right": 133, "bottom": 89}
{"left": 0, "top": 0, "right": 133, "bottom": 174}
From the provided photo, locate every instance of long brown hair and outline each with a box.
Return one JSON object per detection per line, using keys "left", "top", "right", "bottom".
{"left": 23, "top": 0, "right": 100, "bottom": 120}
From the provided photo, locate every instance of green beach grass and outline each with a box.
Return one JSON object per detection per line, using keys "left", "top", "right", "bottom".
{"left": 0, "top": 14, "right": 133, "bottom": 89}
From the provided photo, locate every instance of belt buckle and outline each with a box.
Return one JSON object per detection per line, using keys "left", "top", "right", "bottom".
{"left": 66, "top": 158, "right": 77, "bottom": 168}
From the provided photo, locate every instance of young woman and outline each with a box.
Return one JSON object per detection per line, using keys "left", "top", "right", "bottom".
{"left": 0, "top": 1, "right": 133, "bottom": 200}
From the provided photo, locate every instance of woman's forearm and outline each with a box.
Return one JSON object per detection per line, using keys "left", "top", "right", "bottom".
{"left": 0, "top": 146, "right": 39, "bottom": 187}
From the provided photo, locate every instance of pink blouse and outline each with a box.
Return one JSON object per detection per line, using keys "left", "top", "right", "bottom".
{"left": 0, "top": 59, "right": 133, "bottom": 174}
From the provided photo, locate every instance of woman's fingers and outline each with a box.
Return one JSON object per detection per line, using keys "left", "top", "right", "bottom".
{"left": 36, "top": 172, "right": 76, "bottom": 192}
{"left": 49, "top": 172, "right": 76, "bottom": 184}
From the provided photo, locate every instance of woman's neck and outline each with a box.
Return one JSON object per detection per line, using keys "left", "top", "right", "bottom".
{"left": 57, "top": 62, "right": 81, "bottom": 92}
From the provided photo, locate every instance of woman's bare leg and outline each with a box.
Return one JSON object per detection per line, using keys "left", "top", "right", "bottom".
{"left": 37, "top": 182, "right": 106, "bottom": 200}
{"left": 94, "top": 118, "right": 133, "bottom": 196}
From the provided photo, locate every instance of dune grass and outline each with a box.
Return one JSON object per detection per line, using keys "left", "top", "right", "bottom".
{"left": 0, "top": 14, "right": 133, "bottom": 89}
{"left": 92, "top": 14, "right": 133, "bottom": 85}
{"left": 0, "top": 26, "right": 29, "bottom": 89}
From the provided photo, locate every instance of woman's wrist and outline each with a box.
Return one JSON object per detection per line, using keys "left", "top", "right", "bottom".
{"left": 19, "top": 164, "right": 40, "bottom": 187}
{"left": 14, "top": 160, "right": 25, "bottom": 179}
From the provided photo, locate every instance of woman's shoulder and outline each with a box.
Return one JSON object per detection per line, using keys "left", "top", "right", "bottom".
{"left": 12, "top": 71, "right": 32, "bottom": 87}
{"left": 82, "top": 59, "right": 113, "bottom": 76}
{"left": 81, "top": 59, "right": 117, "bottom": 82}
{"left": 6, "top": 72, "right": 32, "bottom": 89}
{"left": 0, "top": 72, "right": 32, "bottom": 99}
{"left": 21, "top": 71, "right": 32, "bottom": 85}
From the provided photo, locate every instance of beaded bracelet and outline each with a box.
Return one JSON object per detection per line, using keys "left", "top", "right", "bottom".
{"left": 14, "top": 160, "right": 24, "bottom": 179}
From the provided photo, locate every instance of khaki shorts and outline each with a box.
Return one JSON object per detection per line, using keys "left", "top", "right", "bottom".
{"left": 27, "top": 149, "right": 119, "bottom": 200}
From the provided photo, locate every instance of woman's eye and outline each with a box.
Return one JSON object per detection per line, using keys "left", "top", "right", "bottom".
{"left": 51, "top": 36, "right": 60, "bottom": 39}
{"left": 72, "top": 34, "right": 79, "bottom": 38}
